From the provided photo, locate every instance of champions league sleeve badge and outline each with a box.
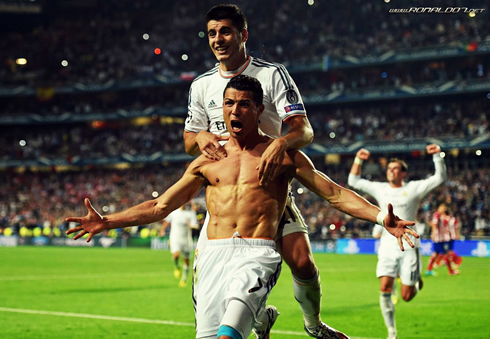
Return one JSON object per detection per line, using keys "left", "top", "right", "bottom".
{"left": 286, "top": 89, "right": 299, "bottom": 104}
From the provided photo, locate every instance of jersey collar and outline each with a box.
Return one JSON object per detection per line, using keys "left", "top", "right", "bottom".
{"left": 219, "top": 56, "right": 252, "bottom": 79}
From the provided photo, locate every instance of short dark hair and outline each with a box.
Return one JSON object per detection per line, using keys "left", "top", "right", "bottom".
{"left": 389, "top": 158, "right": 408, "bottom": 172}
{"left": 224, "top": 75, "right": 263, "bottom": 106}
{"left": 206, "top": 4, "right": 247, "bottom": 31}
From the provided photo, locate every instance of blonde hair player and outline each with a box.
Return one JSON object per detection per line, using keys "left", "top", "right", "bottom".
{"left": 348, "top": 144, "right": 446, "bottom": 339}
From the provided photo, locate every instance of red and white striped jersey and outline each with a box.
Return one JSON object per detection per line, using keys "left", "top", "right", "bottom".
{"left": 448, "top": 216, "right": 459, "bottom": 240}
{"left": 431, "top": 211, "right": 452, "bottom": 243}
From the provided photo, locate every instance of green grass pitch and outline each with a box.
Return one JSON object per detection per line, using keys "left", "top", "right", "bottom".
{"left": 0, "top": 246, "right": 489, "bottom": 338}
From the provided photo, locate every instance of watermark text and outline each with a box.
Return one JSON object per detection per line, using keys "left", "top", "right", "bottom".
{"left": 389, "top": 7, "right": 485, "bottom": 14}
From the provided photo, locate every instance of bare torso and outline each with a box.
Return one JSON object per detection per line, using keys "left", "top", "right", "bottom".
{"left": 194, "top": 141, "right": 291, "bottom": 239}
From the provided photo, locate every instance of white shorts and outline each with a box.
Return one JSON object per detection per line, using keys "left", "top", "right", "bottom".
{"left": 169, "top": 235, "right": 192, "bottom": 259}
{"left": 193, "top": 191, "right": 307, "bottom": 267}
{"left": 194, "top": 238, "right": 282, "bottom": 339}
{"left": 376, "top": 247, "right": 422, "bottom": 286}
{"left": 274, "top": 191, "right": 308, "bottom": 241}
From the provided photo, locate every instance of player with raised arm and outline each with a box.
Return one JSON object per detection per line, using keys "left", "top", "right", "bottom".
{"left": 348, "top": 144, "right": 447, "bottom": 339}
{"left": 67, "top": 75, "right": 418, "bottom": 339}
{"left": 183, "top": 5, "right": 337, "bottom": 338}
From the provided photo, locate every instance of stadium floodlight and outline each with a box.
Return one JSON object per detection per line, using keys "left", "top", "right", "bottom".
{"left": 16, "top": 58, "right": 27, "bottom": 65}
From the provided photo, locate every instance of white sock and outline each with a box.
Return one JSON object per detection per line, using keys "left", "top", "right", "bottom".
{"left": 380, "top": 292, "right": 396, "bottom": 336}
{"left": 182, "top": 264, "right": 189, "bottom": 282}
{"left": 293, "top": 270, "right": 322, "bottom": 329}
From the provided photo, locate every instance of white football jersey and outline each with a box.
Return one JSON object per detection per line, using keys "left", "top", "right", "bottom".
{"left": 185, "top": 56, "right": 307, "bottom": 138}
{"left": 166, "top": 208, "right": 198, "bottom": 242}
{"left": 348, "top": 154, "right": 447, "bottom": 250}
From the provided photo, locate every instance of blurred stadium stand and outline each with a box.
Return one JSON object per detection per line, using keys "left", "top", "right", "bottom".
{"left": 1, "top": 0, "right": 489, "bottom": 239}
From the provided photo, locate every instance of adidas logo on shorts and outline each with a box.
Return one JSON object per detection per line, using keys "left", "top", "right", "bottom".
{"left": 208, "top": 100, "right": 217, "bottom": 108}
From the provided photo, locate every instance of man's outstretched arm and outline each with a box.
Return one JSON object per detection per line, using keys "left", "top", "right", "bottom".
{"left": 66, "top": 163, "right": 206, "bottom": 242}
{"left": 291, "top": 150, "right": 418, "bottom": 251}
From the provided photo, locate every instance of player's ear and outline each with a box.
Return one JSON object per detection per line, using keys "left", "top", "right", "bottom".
{"left": 257, "top": 104, "right": 265, "bottom": 117}
{"left": 241, "top": 29, "right": 248, "bottom": 43}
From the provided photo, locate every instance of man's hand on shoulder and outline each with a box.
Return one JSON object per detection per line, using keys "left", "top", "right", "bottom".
{"left": 195, "top": 131, "right": 229, "bottom": 160}
{"left": 257, "top": 137, "right": 288, "bottom": 185}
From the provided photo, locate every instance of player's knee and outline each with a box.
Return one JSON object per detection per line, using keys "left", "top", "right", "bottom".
{"left": 380, "top": 285, "right": 393, "bottom": 293}
{"left": 379, "top": 279, "right": 394, "bottom": 293}
{"left": 287, "top": 255, "right": 316, "bottom": 279}
{"left": 401, "top": 288, "right": 416, "bottom": 302}
{"left": 278, "top": 233, "right": 316, "bottom": 279}
{"left": 402, "top": 294, "right": 414, "bottom": 302}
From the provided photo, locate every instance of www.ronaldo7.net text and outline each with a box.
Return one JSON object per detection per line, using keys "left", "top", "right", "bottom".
{"left": 389, "top": 7, "right": 485, "bottom": 14}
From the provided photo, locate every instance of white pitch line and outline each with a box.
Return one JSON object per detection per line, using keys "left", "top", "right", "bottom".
{"left": 0, "top": 307, "right": 194, "bottom": 326}
{"left": 0, "top": 307, "right": 311, "bottom": 336}
{"left": 0, "top": 307, "right": 376, "bottom": 338}
{"left": 0, "top": 271, "right": 168, "bottom": 282}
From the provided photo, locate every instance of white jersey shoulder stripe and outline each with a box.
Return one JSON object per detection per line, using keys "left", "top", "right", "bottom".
{"left": 251, "top": 58, "right": 293, "bottom": 90}
{"left": 193, "top": 66, "right": 219, "bottom": 83}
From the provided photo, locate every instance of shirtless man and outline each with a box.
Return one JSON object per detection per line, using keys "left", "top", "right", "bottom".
{"left": 66, "top": 75, "right": 417, "bottom": 339}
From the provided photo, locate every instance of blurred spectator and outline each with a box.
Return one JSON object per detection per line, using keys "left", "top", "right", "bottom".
{"left": 0, "top": 0, "right": 488, "bottom": 87}
{"left": 0, "top": 161, "right": 488, "bottom": 240}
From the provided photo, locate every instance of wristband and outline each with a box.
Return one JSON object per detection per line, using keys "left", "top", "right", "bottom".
{"left": 354, "top": 157, "right": 364, "bottom": 165}
{"left": 376, "top": 211, "right": 387, "bottom": 227}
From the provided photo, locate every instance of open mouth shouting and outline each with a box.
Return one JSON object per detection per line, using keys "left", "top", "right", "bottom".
{"left": 230, "top": 120, "right": 243, "bottom": 133}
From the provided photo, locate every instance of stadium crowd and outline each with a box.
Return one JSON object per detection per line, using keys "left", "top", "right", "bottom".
{"left": 1, "top": 160, "right": 489, "bottom": 240}
{"left": 307, "top": 98, "right": 489, "bottom": 145}
{"left": 1, "top": 98, "right": 488, "bottom": 162}
{"left": 0, "top": 165, "right": 188, "bottom": 238}
{"left": 1, "top": 0, "right": 489, "bottom": 244}
{"left": 1, "top": 0, "right": 488, "bottom": 86}
{"left": 1, "top": 53, "right": 488, "bottom": 119}
{"left": 1, "top": 121, "right": 186, "bottom": 161}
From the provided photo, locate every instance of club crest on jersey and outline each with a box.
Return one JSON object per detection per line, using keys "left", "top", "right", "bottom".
{"left": 208, "top": 100, "right": 217, "bottom": 108}
{"left": 284, "top": 103, "right": 304, "bottom": 113}
{"left": 286, "top": 89, "right": 299, "bottom": 104}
